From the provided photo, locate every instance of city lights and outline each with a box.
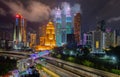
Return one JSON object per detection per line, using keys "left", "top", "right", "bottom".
{"left": 0, "top": 1, "right": 120, "bottom": 77}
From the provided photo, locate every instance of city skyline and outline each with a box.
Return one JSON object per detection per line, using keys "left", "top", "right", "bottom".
{"left": 0, "top": 0, "right": 120, "bottom": 34}
{"left": 0, "top": 1, "right": 120, "bottom": 76}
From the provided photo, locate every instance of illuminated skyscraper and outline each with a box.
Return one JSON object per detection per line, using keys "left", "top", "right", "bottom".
{"left": 45, "top": 22, "right": 56, "bottom": 47}
{"left": 91, "top": 30, "right": 105, "bottom": 53}
{"left": 13, "top": 13, "right": 26, "bottom": 49}
{"left": 65, "top": 6, "right": 73, "bottom": 34}
{"left": 74, "top": 13, "right": 81, "bottom": 45}
{"left": 54, "top": 7, "right": 73, "bottom": 46}
{"left": 54, "top": 8, "right": 62, "bottom": 46}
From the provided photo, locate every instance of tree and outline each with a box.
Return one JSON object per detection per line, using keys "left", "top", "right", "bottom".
{"left": 82, "top": 47, "right": 90, "bottom": 56}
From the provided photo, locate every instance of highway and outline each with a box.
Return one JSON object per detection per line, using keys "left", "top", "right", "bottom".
{"left": 0, "top": 53, "right": 28, "bottom": 59}
{"left": 43, "top": 56, "right": 120, "bottom": 77}
{"left": 0, "top": 50, "right": 120, "bottom": 77}
{"left": 35, "top": 59, "right": 81, "bottom": 77}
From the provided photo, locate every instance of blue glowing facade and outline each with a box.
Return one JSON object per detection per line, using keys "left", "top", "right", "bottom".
{"left": 54, "top": 7, "right": 73, "bottom": 46}
{"left": 55, "top": 8, "right": 62, "bottom": 46}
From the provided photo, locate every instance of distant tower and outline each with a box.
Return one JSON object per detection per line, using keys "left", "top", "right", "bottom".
{"left": 65, "top": 6, "right": 73, "bottom": 34}
{"left": 13, "top": 13, "right": 26, "bottom": 49}
{"left": 97, "top": 20, "right": 106, "bottom": 32}
{"left": 39, "top": 25, "right": 46, "bottom": 46}
{"left": 74, "top": 13, "right": 81, "bottom": 45}
{"left": 30, "top": 33, "right": 36, "bottom": 47}
{"left": 54, "top": 6, "right": 74, "bottom": 47}
{"left": 91, "top": 30, "right": 105, "bottom": 53}
{"left": 45, "top": 22, "right": 56, "bottom": 47}
{"left": 54, "top": 8, "right": 62, "bottom": 46}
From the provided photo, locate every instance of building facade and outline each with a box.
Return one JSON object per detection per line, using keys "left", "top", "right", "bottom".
{"left": 45, "top": 22, "right": 56, "bottom": 47}
{"left": 54, "top": 7, "right": 74, "bottom": 47}
{"left": 105, "top": 30, "right": 117, "bottom": 48}
{"left": 74, "top": 13, "right": 81, "bottom": 45}
{"left": 91, "top": 30, "right": 105, "bottom": 53}
{"left": 30, "top": 33, "right": 36, "bottom": 47}
{"left": 83, "top": 32, "right": 92, "bottom": 47}
{"left": 117, "top": 36, "right": 120, "bottom": 46}
{"left": 13, "top": 14, "right": 27, "bottom": 49}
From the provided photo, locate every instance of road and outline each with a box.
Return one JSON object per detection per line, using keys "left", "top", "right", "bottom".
{"left": 35, "top": 59, "right": 80, "bottom": 77}
{"left": 42, "top": 56, "right": 120, "bottom": 77}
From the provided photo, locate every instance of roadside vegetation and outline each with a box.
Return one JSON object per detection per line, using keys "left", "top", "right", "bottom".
{"left": 0, "top": 57, "right": 17, "bottom": 75}
{"left": 51, "top": 45, "right": 120, "bottom": 75}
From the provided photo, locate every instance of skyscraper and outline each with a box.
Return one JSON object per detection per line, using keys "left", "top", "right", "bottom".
{"left": 54, "top": 8, "right": 62, "bottom": 46}
{"left": 74, "top": 13, "right": 81, "bottom": 45}
{"left": 91, "top": 30, "right": 105, "bottom": 53}
{"left": 54, "top": 7, "right": 73, "bottom": 47}
{"left": 30, "top": 33, "right": 36, "bottom": 47}
{"left": 45, "top": 22, "right": 56, "bottom": 47}
{"left": 13, "top": 13, "right": 26, "bottom": 49}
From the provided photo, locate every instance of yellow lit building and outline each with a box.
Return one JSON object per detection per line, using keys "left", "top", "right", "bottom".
{"left": 30, "top": 33, "right": 36, "bottom": 47}
{"left": 45, "top": 22, "right": 56, "bottom": 47}
{"left": 40, "top": 37, "right": 45, "bottom": 46}
{"left": 35, "top": 22, "right": 56, "bottom": 51}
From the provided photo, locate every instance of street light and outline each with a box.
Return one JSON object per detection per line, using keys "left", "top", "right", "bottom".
{"left": 111, "top": 56, "right": 117, "bottom": 63}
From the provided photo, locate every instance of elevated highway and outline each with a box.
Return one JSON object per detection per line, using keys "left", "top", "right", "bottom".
{"left": 43, "top": 56, "right": 120, "bottom": 77}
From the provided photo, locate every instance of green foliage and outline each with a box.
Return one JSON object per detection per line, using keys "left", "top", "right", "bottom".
{"left": 56, "top": 54, "right": 61, "bottom": 59}
{"left": 67, "top": 57, "right": 75, "bottom": 62}
{"left": 0, "top": 59, "right": 17, "bottom": 75}
{"left": 36, "top": 64, "right": 43, "bottom": 69}
{"left": 106, "top": 46, "right": 120, "bottom": 59}
{"left": 52, "top": 47, "right": 63, "bottom": 55}
{"left": 82, "top": 60, "right": 94, "bottom": 67}
{"left": 82, "top": 47, "right": 90, "bottom": 56}
{"left": 111, "top": 69, "right": 120, "bottom": 75}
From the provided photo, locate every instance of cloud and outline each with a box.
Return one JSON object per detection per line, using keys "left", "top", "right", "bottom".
{"left": 61, "top": 2, "right": 82, "bottom": 14}
{"left": 0, "top": 8, "right": 6, "bottom": 16}
{"left": 107, "top": 16, "right": 120, "bottom": 23}
{"left": 61, "top": 2, "right": 71, "bottom": 15}
{"left": 72, "top": 3, "right": 82, "bottom": 14}
{"left": 2, "top": 1, "right": 51, "bottom": 22}
{"left": 51, "top": 2, "right": 82, "bottom": 17}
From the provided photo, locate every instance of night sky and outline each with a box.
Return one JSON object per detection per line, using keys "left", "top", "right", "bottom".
{"left": 0, "top": 0, "right": 120, "bottom": 34}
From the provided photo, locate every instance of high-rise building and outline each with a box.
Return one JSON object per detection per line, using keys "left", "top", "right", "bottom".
{"left": 0, "top": 23, "right": 14, "bottom": 48}
{"left": 91, "top": 30, "right": 105, "bottom": 53}
{"left": 0, "top": 23, "right": 13, "bottom": 41}
{"left": 30, "top": 33, "right": 36, "bottom": 47}
{"left": 54, "top": 8, "right": 62, "bottom": 46}
{"left": 117, "top": 36, "right": 120, "bottom": 46}
{"left": 83, "top": 32, "right": 92, "bottom": 47}
{"left": 74, "top": 13, "right": 81, "bottom": 45}
{"left": 105, "top": 30, "right": 117, "bottom": 48}
{"left": 54, "top": 7, "right": 73, "bottom": 46}
{"left": 45, "top": 22, "right": 56, "bottom": 47}
{"left": 39, "top": 25, "right": 46, "bottom": 37}
{"left": 13, "top": 13, "right": 26, "bottom": 49}
{"left": 39, "top": 37, "right": 45, "bottom": 46}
